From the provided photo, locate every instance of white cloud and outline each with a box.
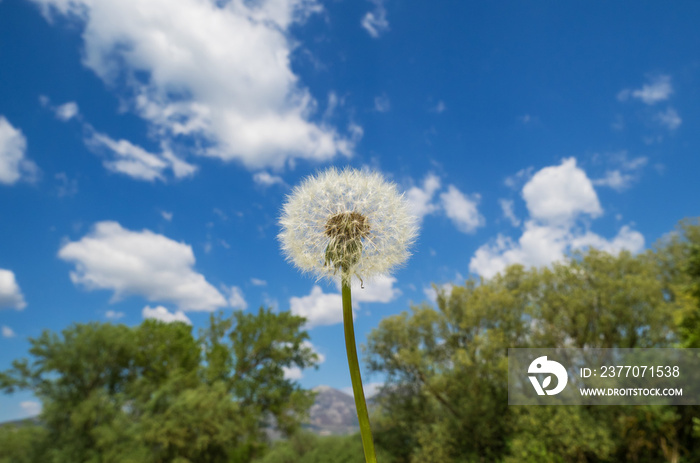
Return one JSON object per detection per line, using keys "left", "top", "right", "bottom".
{"left": 406, "top": 173, "right": 440, "bottom": 225}
{"left": 227, "top": 285, "right": 248, "bottom": 310}
{"left": 593, "top": 170, "right": 634, "bottom": 191}
{"left": 161, "top": 210, "right": 173, "bottom": 221}
{"left": 55, "top": 101, "right": 79, "bottom": 121}
{"left": 655, "top": 107, "right": 682, "bottom": 131}
{"left": 58, "top": 221, "right": 227, "bottom": 311}
{"left": 374, "top": 94, "right": 390, "bottom": 112}
{"left": 522, "top": 158, "right": 601, "bottom": 225}
{"left": 423, "top": 282, "right": 452, "bottom": 304}
{"left": 20, "top": 401, "right": 42, "bottom": 417}
{"left": 283, "top": 339, "right": 326, "bottom": 380}
{"left": 282, "top": 366, "right": 303, "bottom": 380}
{"left": 593, "top": 153, "right": 647, "bottom": 192}
{"left": 470, "top": 159, "right": 644, "bottom": 279}
{"left": 289, "top": 285, "right": 343, "bottom": 329}
{"left": 570, "top": 225, "right": 644, "bottom": 255}
{"left": 499, "top": 199, "right": 520, "bottom": 227}
{"left": 405, "top": 173, "right": 441, "bottom": 223}
{"left": 143, "top": 305, "right": 192, "bottom": 324}
{"left": 361, "top": 0, "right": 389, "bottom": 38}
{"left": 251, "top": 278, "right": 267, "bottom": 286}
{"left": 337, "top": 275, "right": 401, "bottom": 303}
{"left": 0, "top": 269, "right": 27, "bottom": 310}
{"left": 85, "top": 129, "right": 197, "bottom": 182}
{"left": 342, "top": 381, "right": 383, "bottom": 398}
{"left": 1, "top": 325, "right": 15, "bottom": 338}
{"left": 618, "top": 75, "right": 673, "bottom": 105}
{"left": 440, "top": 185, "right": 484, "bottom": 233}
{"left": 0, "top": 116, "right": 38, "bottom": 185}
{"left": 105, "top": 310, "right": 125, "bottom": 319}
{"left": 253, "top": 171, "right": 285, "bottom": 187}
{"left": 32, "top": 0, "right": 354, "bottom": 170}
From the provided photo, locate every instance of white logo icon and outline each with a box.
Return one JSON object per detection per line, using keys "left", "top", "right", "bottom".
{"left": 528, "top": 356, "right": 568, "bottom": 396}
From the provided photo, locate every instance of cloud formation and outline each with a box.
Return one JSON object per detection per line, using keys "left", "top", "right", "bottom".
{"left": 618, "top": 75, "right": 673, "bottom": 105}
{"left": 440, "top": 185, "right": 484, "bottom": 233}
{"left": 0, "top": 269, "right": 27, "bottom": 310}
{"left": 470, "top": 158, "right": 644, "bottom": 278}
{"left": 290, "top": 275, "right": 400, "bottom": 328}
{"left": 142, "top": 305, "right": 192, "bottom": 324}
{"left": 405, "top": 173, "right": 441, "bottom": 223}
{"left": 85, "top": 129, "right": 197, "bottom": 182}
{"left": 59, "top": 221, "right": 227, "bottom": 311}
{"left": 31, "top": 0, "right": 355, "bottom": 170}
{"left": 0, "top": 116, "right": 37, "bottom": 185}
{"left": 522, "top": 158, "right": 601, "bottom": 226}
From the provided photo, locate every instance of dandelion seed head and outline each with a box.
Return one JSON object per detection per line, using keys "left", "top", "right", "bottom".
{"left": 279, "top": 167, "right": 418, "bottom": 284}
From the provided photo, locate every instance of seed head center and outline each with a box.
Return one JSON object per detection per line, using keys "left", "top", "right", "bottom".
{"left": 324, "top": 211, "right": 370, "bottom": 242}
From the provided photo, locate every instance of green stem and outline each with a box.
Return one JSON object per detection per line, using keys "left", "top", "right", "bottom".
{"left": 342, "top": 279, "right": 378, "bottom": 463}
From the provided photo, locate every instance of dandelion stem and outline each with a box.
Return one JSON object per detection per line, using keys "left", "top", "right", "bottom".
{"left": 342, "top": 279, "right": 378, "bottom": 463}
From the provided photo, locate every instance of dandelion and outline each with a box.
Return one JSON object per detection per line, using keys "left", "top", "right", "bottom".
{"left": 279, "top": 167, "right": 417, "bottom": 463}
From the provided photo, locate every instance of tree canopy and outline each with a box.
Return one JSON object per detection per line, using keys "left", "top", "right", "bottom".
{"left": 0, "top": 307, "right": 318, "bottom": 463}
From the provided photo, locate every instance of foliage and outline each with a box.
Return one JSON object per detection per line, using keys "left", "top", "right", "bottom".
{"left": 252, "top": 431, "right": 394, "bottom": 463}
{"left": 363, "top": 218, "right": 700, "bottom": 462}
{"left": 0, "top": 307, "right": 318, "bottom": 463}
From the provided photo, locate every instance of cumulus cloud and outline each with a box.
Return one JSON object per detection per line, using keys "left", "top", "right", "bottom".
{"left": 143, "top": 305, "right": 192, "bottom": 324}
{"left": 440, "top": 185, "right": 484, "bottom": 233}
{"left": 58, "top": 221, "right": 227, "bottom": 311}
{"left": 0, "top": 269, "right": 27, "bottom": 310}
{"left": 251, "top": 278, "right": 267, "bottom": 286}
{"left": 253, "top": 171, "right": 285, "bottom": 187}
{"left": 618, "top": 75, "right": 673, "bottom": 105}
{"left": 290, "top": 276, "right": 400, "bottom": 328}
{"left": 361, "top": 0, "right": 389, "bottom": 38}
{"left": 1, "top": 325, "right": 15, "bottom": 338}
{"left": 522, "top": 158, "right": 601, "bottom": 225}
{"left": 290, "top": 286, "right": 344, "bottom": 328}
{"left": 337, "top": 275, "right": 401, "bottom": 303}
{"left": 470, "top": 159, "right": 644, "bottom": 278}
{"left": 31, "top": 0, "right": 354, "bottom": 170}
{"left": 655, "top": 107, "right": 682, "bottom": 131}
{"left": 405, "top": 173, "right": 441, "bottom": 223}
{"left": 0, "top": 116, "right": 38, "bottom": 185}
{"left": 85, "top": 129, "right": 197, "bottom": 182}
{"left": 227, "top": 285, "right": 248, "bottom": 310}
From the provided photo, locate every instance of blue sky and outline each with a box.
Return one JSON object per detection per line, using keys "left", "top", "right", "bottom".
{"left": 1, "top": 0, "right": 699, "bottom": 421}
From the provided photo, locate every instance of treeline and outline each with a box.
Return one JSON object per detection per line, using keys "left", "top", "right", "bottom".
{"left": 0, "top": 309, "right": 319, "bottom": 462}
{"left": 1, "top": 218, "right": 699, "bottom": 462}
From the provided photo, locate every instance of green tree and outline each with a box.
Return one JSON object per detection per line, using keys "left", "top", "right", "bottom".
{"left": 364, "top": 246, "right": 685, "bottom": 462}
{"left": 0, "top": 307, "right": 319, "bottom": 463}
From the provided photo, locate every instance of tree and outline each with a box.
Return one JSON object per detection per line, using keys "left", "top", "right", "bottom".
{"left": 364, "top": 245, "right": 687, "bottom": 462}
{"left": 0, "top": 307, "right": 319, "bottom": 462}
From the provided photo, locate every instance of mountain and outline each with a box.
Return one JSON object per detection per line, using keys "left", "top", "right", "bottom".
{"left": 306, "top": 386, "right": 360, "bottom": 436}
